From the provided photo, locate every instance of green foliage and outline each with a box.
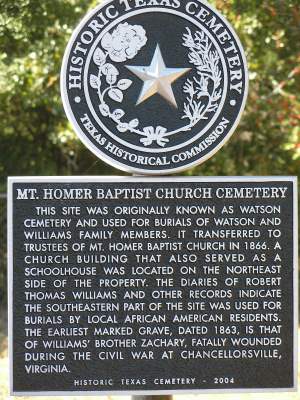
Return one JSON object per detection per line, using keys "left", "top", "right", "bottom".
{"left": 0, "top": 0, "right": 299, "bottom": 186}
{"left": 0, "top": 0, "right": 112, "bottom": 191}
{"left": 194, "top": 0, "right": 300, "bottom": 177}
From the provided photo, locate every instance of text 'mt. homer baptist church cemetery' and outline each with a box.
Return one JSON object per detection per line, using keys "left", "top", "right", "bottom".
{"left": 8, "top": 0, "right": 298, "bottom": 396}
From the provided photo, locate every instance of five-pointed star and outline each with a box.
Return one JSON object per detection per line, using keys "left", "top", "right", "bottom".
{"left": 125, "top": 45, "right": 191, "bottom": 108}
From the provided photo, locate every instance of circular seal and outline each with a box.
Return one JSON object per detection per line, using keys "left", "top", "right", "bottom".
{"left": 61, "top": 0, "right": 248, "bottom": 175}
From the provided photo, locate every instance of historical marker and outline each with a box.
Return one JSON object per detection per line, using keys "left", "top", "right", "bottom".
{"left": 61, "top": 0, "right": 248, "bottom": 174}
{"left": 9, "top": 177, "right": 297, "bottom": 395}
{"left": 9, "top": 0, "right": 298, "bottom": 397}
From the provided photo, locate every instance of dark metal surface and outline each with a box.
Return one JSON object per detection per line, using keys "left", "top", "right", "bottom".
{"left": 10, "top": 178, "right": 297, "bottom": 394}
{"left": 61, "top": 1, "right": 248, "bottom": 175}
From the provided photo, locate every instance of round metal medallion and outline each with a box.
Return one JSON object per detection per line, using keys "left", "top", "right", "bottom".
{"left": 61, "top": 0, "right": 248, "bottom": 175}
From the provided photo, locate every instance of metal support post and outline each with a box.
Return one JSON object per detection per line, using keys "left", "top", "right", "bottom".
{"left": 132, "top": 396, "right": 172, "bottom": 400}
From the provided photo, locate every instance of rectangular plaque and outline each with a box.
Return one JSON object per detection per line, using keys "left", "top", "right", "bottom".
{"left": 8, "top": 176, "right": 298, "bottom": 395}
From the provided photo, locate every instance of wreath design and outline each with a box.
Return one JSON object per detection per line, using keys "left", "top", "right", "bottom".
{"left": 89, "top": 24, "right": 223, "bottom": 148}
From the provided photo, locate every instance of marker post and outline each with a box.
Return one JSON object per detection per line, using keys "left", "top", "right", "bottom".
{"left": 132, "top": 396, "right": 172, "bottom": 400}
{"left": 130, "top": 173, "right": 173, "bottom": 400}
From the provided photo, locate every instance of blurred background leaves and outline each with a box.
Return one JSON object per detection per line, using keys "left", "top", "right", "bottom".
{"left": 0, "top": 0, "right": 299, "bottom": 188}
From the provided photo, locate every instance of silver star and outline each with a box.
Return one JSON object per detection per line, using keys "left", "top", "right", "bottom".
{"left": 125, "top": 45, "right": 191, "bottom": 108}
